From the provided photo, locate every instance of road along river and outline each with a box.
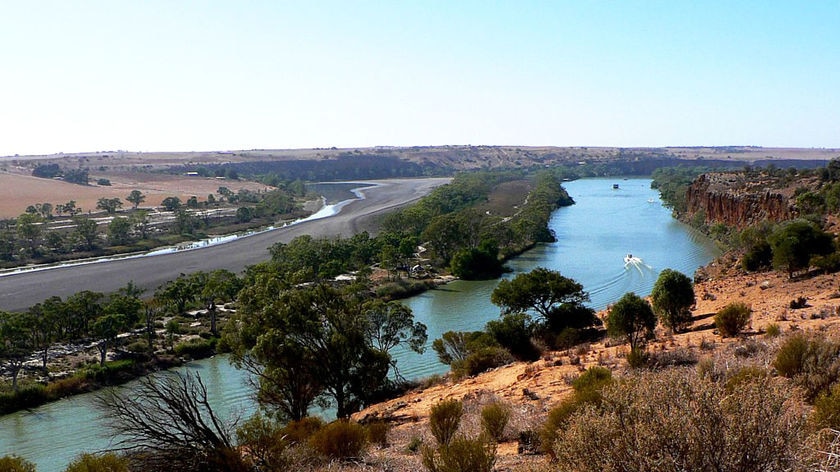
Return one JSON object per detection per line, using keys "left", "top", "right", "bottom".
{"left": 0, "top": 178, "right": 450, "bottom": 312}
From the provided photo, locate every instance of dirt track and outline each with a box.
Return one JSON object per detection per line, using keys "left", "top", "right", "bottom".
{"left": 0, "top": 178, "right": 449, "bottom": 312}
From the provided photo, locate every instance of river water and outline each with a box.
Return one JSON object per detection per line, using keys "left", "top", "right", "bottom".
{"left": 0, "top": 178, "right": 719, "bottom": 471}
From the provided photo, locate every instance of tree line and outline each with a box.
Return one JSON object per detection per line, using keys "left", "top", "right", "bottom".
{"left": 0, "top": 185, "right": 304, "bottom": 268}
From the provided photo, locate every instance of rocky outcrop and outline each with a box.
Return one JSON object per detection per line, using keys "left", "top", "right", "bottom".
{"left": 685, "top": 173, "right": 794, "bottom": 228}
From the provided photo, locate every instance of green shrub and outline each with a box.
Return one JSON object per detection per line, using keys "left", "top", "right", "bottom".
{"left": 813, "top": 383, "right": 840, "bottom": 429}
{"left": 452, "top": 346, "right": 514, "bottom": 378}
{"left": 366, "top": 420, "right": 390, "bottom": 448}
{"left": 0, "top": 383, "right": 48, "bottom": 414}
{"left": 765, "top": 323, "right": 781, "bottom": 338}
{"left": 772, "top": 333, "right": 840, "bottom": 400}
{"left": 0, "top": 455, "right": 36, "bottom": 472}
{"left": 406, "top": 436, "right": 423, "bottom": 453}
{"left": 724, "top": 366, "right": 770, "bottom": 393}
{"left": 429, "top": 399, "right": 463, "bottom": 446}
{"left": 236, "top": 413, "right": 288, "bottom": 471}
{"left": 773, "top": 333, "right": 810, "bottom": 378}
{"left": 124, "top": 340, "right": 150, "bottom": 353}
{"left": 64, "top": 452, "right": 129, "bottom": 472}
{"left": 173, "top": 337, "right": 217, "bottom": 358}
{"left": 81, "top": 359, "right": 135, "bottom": 382}
{"left": 480, "top": 401, "right": 511, "bottom": 442}
{"left": 572, "top": 366, "right": 613, "bottom": 397}
{"left": 485, "top": 313, "right": 540, "bottom": 361}
{"left": 421, "top": 435, "right": 497, "bottom": 472}
{"left": 552, "top": 370, "right": 806, "bottom": 471}
{"left": 540, "top": 367, "right": 614, "bottom": 458}
{"left": 627, "top": 347, "right": 650, "bottom": 369}
{"left": 553, "top": 327, "right": 582, "bottom": 350}
{"left": 280, "top": 417, "right": 324, "bottom": 445}
{"left": 46, "top": 375, "right": 92, "bottom": 399}
{"left": 714, "top": 302, "right": 752, "bottom": 337}
{"left": 742, "top": 242, "right": 772, "bottom": 271}
{"left": 309, "top": 420, "right": 368, "bottom": 460}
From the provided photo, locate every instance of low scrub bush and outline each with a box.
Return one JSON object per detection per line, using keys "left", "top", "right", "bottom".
{"left": 541, "top": 367, "right": 614, "bottom": 458}
{"left": 65, "top": 452, "right": 129, "bottom": 472}
{"left": 480, "top": 401, "right": 511, "bottom": 442}
{"left": 552, "top": 370, "right": 807, "bottom": 471}
{"left": 724, "top": 365, "right": 770, "bottom": 393}
{"left": 626, "top": 347, "right": 649, "bottom": 368}
{"left": 790, "top": 296, "right": 808, "bottom": 309}
{"left": 281, "top": 417, "right": 324, "bottom": 445}
{"left": 421, "top": 435, "right": 497, "bottom": 472}
{"left": 0, "top": 384, "right": 48, "bottom": 414}
{"left": 365, "top": 420, "right": 390, "bottom": 448}
{"left": 715, "top": 302, "right": 752, "bottom": 337}
{"left": 773, "top": 333, "right": 840, "bottom": 400}
{"left": 236, "top": 413, "right": 289, "bottom": 471}
{"left": 81, "top": 359, "right": 135, "bottom": 382}
{"left": 429, "top": 399, "right": 463, "bottom": 446}
{"left": 765, "top": 323, "right": 782, "bottom": 338}
{"left": 647, "top": 347, "right": 698, "bottom": 368}
{"left": 173, "top": 337, "right": 217, "bottom": 358}
{"left": 812, "top": 383, "right": 840, "bottom": 430}
{"left": 774, "top": 333, "right": 811, "bottom": 377}
{"left": 0, "top": 455, "right": 35, "bottom": 472}
{"left": 45, "top": 375, "right": 92, "bottom": 399}
{"left": 452, "top": 346, "right": 514, "bottom": 378}
{"left": 309, "top": 420, "right": 368, "bottom": 460}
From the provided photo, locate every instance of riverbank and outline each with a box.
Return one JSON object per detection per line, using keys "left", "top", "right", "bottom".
{"left": 347, "top": 258, "right": 840, "bottom": 470}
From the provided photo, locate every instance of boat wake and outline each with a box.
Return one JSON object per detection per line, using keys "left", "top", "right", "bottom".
{"left": 624, "top": 254, "right": 653, "bottom": 275}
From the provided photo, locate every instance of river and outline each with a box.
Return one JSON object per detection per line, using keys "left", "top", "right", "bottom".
{"left": 0, "top": 177, "right": 719, "bottom": 471}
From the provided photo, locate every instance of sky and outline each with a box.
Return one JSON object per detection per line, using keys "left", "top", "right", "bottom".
{"left": 1, "top": 1, "right": 839, "bottom": 156}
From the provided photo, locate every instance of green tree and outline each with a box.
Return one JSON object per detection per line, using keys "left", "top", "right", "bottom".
{"left": 362, "top": 299, "right": 428, "bottom": 380}
{"left": 156, "top": 274, "right": 199, "bottom": 315}
{"left": 107, "top": 217, "right": 132, "bottom": 246}
{"left": 16, "top": 212, "right": 42, "bottom": 255}
{"left": 650, "top": 269, "right": 695, "bottom": 333}
{"left": 92, "top": 313, "right": 128, "bottom": 366}
{"left": 24, "top": 303, "right": 57, "bottom": 370}
{"left": 226, "top": 283, "right": 423, "bottom": 419}
{"left": 197, "top": 270, "right": 243, "bottom": 336}
{"left": 64, "top": 290, "right": 104, "bottom": 339}
{"left": 0, "top": 311, "right": 33, "bottom": 391}
{"left": 768, "top": 220, "right": 835, "bottom": 277}
{"left": 73, "top": 216, "right": 99, "bottom": 250}
{"left": 131, "top": 210, "right": 151, "bottom": 240}
{"left": 491, "top": 267, "right": 594, "bottom": 331}
{"left": 160, "top": 196, "right": 182, "bottom": 211}
{"left": 126, "top": 189, "right": 146, "bottom": 209}
{"left": 605, "top": 292, "right": 656, "bottom": 352}
{"left": 96, "top": 197, "right": 123, "bottom": 214}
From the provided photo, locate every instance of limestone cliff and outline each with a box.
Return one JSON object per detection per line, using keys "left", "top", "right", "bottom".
{"left": 685, "top": 173, "right": 795, "bottom": 228}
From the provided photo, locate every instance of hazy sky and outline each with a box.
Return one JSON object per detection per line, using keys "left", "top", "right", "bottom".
{"left": 1, "top": 1, "right": 839, "bottom": 156}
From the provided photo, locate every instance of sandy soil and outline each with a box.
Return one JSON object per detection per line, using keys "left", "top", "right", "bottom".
{"left": 0, "top": 171, "right": 268, "bottom": 219}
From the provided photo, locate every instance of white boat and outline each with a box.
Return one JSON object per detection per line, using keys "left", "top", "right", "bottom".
{"left": 624, "top": 253, "right": 634, "bottom": 264}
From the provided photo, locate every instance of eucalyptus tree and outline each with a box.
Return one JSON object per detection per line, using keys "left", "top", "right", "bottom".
{"left": 0, "top": 311, "right": 33, "bottom": 391}
{"left": 650, "top": 269, "right": 695, "bottom": 333}
{"left": 225, "top": 281, "right": 427, "bottom": 420}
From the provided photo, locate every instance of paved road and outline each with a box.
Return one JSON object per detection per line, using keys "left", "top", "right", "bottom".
{"left": 0, "top": 178, "right": 450, "bottom": 312}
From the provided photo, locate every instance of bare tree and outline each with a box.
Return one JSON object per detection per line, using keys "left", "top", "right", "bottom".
{"left": 97, "top": 371, "right": 247, "bottom": 472}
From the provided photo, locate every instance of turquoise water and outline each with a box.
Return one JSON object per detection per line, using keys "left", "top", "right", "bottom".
{"left": 0, "top": 177, "right": 719, "bottom": 471}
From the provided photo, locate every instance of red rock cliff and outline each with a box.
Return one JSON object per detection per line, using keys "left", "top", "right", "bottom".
{"left": 685, "top": 173, "right": 795, "bottom": 228}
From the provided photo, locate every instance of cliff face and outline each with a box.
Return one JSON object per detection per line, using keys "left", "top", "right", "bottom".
{"left": 685, "top": 173, "right": 794, "bottom": 228}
